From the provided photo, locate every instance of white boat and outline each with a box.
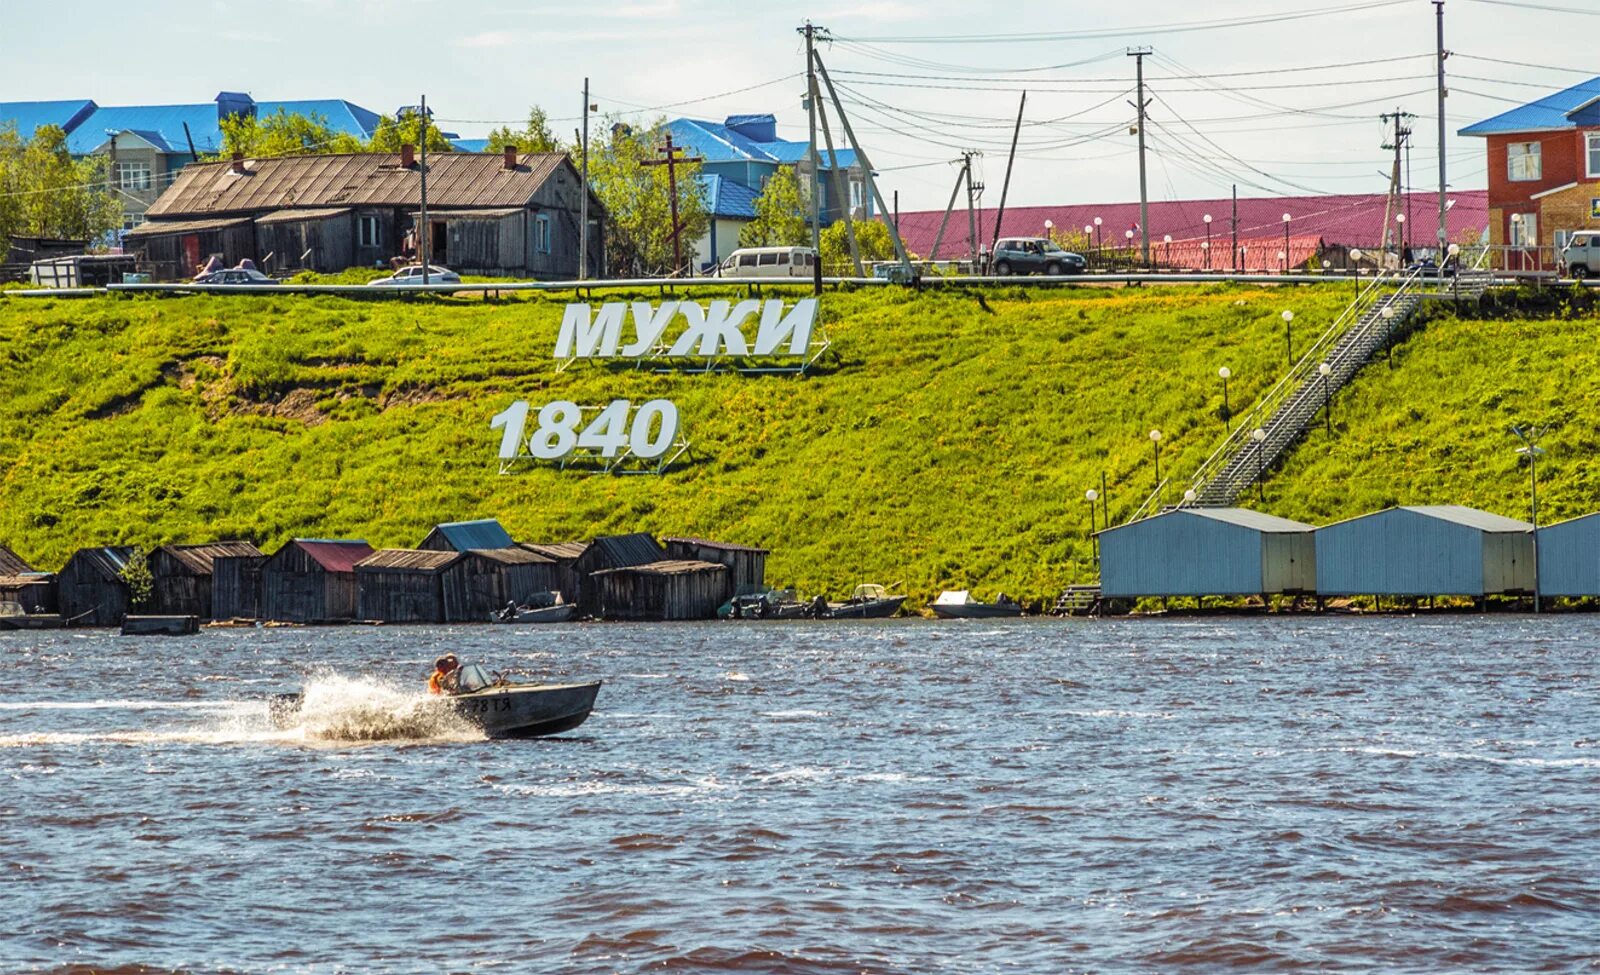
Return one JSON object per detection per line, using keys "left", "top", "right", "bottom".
{"left": 928, "top": 590, "right": 1024, "bottom": 619}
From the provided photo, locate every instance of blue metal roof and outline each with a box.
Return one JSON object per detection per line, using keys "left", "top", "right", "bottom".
{"left": 698, "top": 174, "right": 760, "bottom": 219}
{"left": 0, "top": 99, "right": 97, "bottom": 140}
{"left": 431, "top": 519, "right": 515, "bottom": 551}
{"left": 259, "top": 99, "right": 382, "bottom": 139}
{"left": 667, "top": 116, "right": 856, "bottom": 170}
{"left": 451, "top": 138, "right": 490, "bottom": 152}
{"left": 1459, "top": 76, "right": 1600, "bottom": 136}
{"left": 66, "top": 103, "right": 226, "bottom": 154}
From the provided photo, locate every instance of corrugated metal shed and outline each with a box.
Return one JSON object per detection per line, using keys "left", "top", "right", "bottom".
{"left": 1315, "top": 506, "right": 1534, "bottom": 598}
{"left": 521, "top": 541, "right": 588, "bottom": 561}
{"left": 580, "top": 534, "right": 666, "bottom": 571}
{"left": 57, "top": 546, "right": 138, "bottom": 626}
{"left": 590, "top": 559, "right": 728, "bottom": 621}
{"left": 662, "top": 537, "right": 767, "bottom": 597}
{"left": 468, "top": 547, "right": 553, "bottom": 566}
{"left": 418, "top": 518, "right": 516, "bottom": 552}
{"left": 355, "top": 549, "right": 457, "bottom": 623}
{"left": 0, "top": 544, "right": 32, "bottom": 576}
{"left": 145, "top": 152, "right": 568, "bottom": 217}
{"left": 295, "top": 539, "right": 377, "bottom": 573}
{"left": 357, "top": 549, "right": 462, "bottom": 572}
{"left": 150, "top": 541, "right": 265, "bottom": 618}
{"left": 1099, "top": 508, "right": 1316, "bottom": 598}
{"left": 1537, "top": 512, "right": 1600, "bottom": 597}
{"left": 1459, "top": 76, "right": 1600, "bottom": 136}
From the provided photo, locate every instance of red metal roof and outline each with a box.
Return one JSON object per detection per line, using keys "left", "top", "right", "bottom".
{"left": 893, "top": 190, "right": 1489, "bottom": 261}
{"left": 292, "top": 539, "right": 376, "bottom": 573}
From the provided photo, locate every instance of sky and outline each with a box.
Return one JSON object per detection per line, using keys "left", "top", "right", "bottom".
{"left": 2, "top": 0, "right": 1595, "bottom": 213}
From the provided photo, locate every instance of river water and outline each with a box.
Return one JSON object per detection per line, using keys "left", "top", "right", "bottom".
{"left": 3, "top": 618, "right": 1597, "bottom": 974}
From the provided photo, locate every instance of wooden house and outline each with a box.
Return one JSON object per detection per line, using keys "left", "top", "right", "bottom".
{"left": 261, "top": 539, "right": 375, "bottom": 623}
{"left": 519, "top": 540, "right": 588, "bottom": 605}
{"left": 573, "top": 534, "right": 667, "bottom": 614}
{"left": 58, "top": 546, "right": 139, "bottom": 626}
{"left": 0, "top": 544, "right": 32, "bottom": 577}
{"left": 663, "top": 537, "right": 768, "bottom": 599}
{"left": 149, "top": 541, "right": 264, "bottom": 619}
{"left": 212, "top": 553, "right": 268, "bottom": 620}
{"left": 589, "top": 560, "right": 729, "bottom": 621}
{"left": 419, "top": 518, "right": 516, "bottom": 553}
{"left": 126, "top": 147, "right": 604, "bottom": 279}
{"left": 440, "top": 547, "right": 559, "bottom": 623}
{"left": 0, "top": 544, "right": 55, "bottom": 614}
{"left": 355, "top": 549, "right": 461, "bottom": 623}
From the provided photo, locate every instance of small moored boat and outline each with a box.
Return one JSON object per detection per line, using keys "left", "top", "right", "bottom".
{"left": 928, "top": 590, "right": 1024, "bottom": 619}
{"left": 270, "top": 663, "right": 601, "bottom": 739}
{"left": 492, "top": 592, "right": 578, "bottom": 624}
{"left": 826, "top": 583, "right": 906, "bottom": 619}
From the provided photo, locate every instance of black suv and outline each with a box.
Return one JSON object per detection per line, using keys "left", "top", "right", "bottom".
{"left": 991, "top": 238, "right": 1087, "bottom": 276}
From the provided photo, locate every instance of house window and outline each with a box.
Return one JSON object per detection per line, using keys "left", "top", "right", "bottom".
{"left": 358, "top": 216, "right": 380, "bottom": 248}
{"left": 121, "top": 212, "right": 145, "bottom": 231}
{"left": 849, "top": 179, "right": 864, "bottom": 211}
{"left": 1507, "top": 141, "right": 1541, "bottom": 182}
{"left": 114, "top": 161, "right": 152, "bottom": 190}
{"left": 535, "top": 214, "right": 551, "bottom": 253}
{"left": 1509, "top": 212, "right": 1537, "bottom": 247}
{"left": 1588, "top": 133, "right": 1600, "bottom": 178}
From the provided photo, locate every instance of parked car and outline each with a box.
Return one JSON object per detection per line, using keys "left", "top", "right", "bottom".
{"left": 193, "top": 268, "right": 278, "bottom": 286}
{"left": 717, "top": 246, "right": 817, "bottom": 279}
{"left": 1561, "top": 231, "right": 1600, "bottom": 279}
{"left": 991, "top": 238, "right": 1087, "bottom": 276}
{"left": 368, "top": 265, "right": 462, "bottom": 286}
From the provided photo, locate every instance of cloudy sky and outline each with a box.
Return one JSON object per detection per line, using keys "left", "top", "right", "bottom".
{"left": 3, "top": 0, "right": 1594, "bottom": 212}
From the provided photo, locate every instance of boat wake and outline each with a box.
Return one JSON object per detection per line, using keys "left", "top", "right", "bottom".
{"left": 286, "top": 673, "right": 482, "bottom": 743}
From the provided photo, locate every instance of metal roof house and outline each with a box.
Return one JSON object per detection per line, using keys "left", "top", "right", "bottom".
{"left": 1314, "top": 506, "right": 1534, "bottom": 598}
{"left": 261, "top": 539, "right": 376, "bottom": 623}
{"left": 1536, "top": 512, "right": 1600, "bottom": 598}
{"left": 1098, "top": 508, "right": 1316, "bottom": 599}
{"left": 668, "top": 113, "right": 870, "bottom": 270}
{"left": 418, "top": 518, "right": 516, "bottom": 552}
{"left": 126, "top": 148, "right": 603, "bottom": 279}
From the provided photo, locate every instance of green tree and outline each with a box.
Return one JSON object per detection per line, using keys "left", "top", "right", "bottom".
{"left": 820, "top": 217, "right": 897, "bottom": 273}
{"left": 368, "top": 109, "right": 455, "bottom": 153}
{"left": 0, "top": 124, "right": 121, "bottom": 259}
{"left": 738, "top": 166, "right": 807, "bottom": 248}
{"left": 117, "top": 546, "right": 155, "bottom": 613}
{"left": 216, "top": 108, "right": 364, "bottom": 158}
{"left": 486, "top": 106, "right": 564, "bottom": 154}
{"left": 579, "top": 117, "right": 708, "bottom": 276}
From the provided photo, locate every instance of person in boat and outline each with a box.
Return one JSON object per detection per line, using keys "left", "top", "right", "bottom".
{"left": 427, "top": 653, "right": 460, "bottom": 695}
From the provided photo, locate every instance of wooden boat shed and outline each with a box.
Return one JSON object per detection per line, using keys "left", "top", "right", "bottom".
{"left": 418, "top": 518, "right": 516, "bottom": 553}
{"left": 58, "top": 546, "right": 139, "bottom": 626}
{"left": 663, "top": 537, "right": 769, "bottom": 599}
{"left": 356, "top": 549, "right": 460, "bottom": 623}
{"left": 0, "top": 544, "right": 56, "bottom": 614}
{"left": 1314, "top": 506, "right": 1534, "bottom": 598}
{"left": 574, "top": 534, "right": 667, "bottom": 614}
{"left": 441, "top": 547, "right": 559, "bottom": 623}
{"left": 149, "top": 540, "right": 264, "bottom": 619}
{"left": 212, "top": 553, "right": 268, "bottom": 621}
{"left": 519, "top": 540, "right": 588, "bottom": 605}
{"left": 1536, "top": 511, "right": 1600, "bottom": 597}
{"left": 1098, "top": 507, "right": 1316, "bottom": 598}
{"left": 589, "top": 560, "right": 729, "bottom": 621}
{"left": 261, "top": 539, "right": 376, "bottom": 623}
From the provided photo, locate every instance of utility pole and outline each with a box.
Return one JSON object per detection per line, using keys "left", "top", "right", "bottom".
{"left": 419, "top": 95, "right": 429, "bottom": 286}
{"left": 1231, "top": 184, "right": 1238, "bottom": 273}
{"left": 964, "top": 149, "right": 983, "bottom": 265}
{"left": 988, "top": 91, "right": 1027, "bottom": 266}
{"left": 812, "top": 47, "right": 915, "bottom": 276}
{"left": 931, "top": 155, "right": 969, "bottom": 260}
{"left": 1512, "top": 424, "right": 1547, "bottom": 613}
{"left": 639, "top": 133, "right": 702, "bottom": 276}
{"left": 1436, "top": 1, "right": 1450, "bottom": 256}
{"left": 814, "top": 88, "right": 861, "bottom": 275}
{"left": 802, "top": 22, "right": 824, "bottom": 294}
{"left": 579, "top": 77, "right": 591, "bottom": 280}
{"left": 1128, "top": 47, "right": 1152, "bottom": 266}
{"left": 1381, "top": 109, "right": 1415, "bottom": 254}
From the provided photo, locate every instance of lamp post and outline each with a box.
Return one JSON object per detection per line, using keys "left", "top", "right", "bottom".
{"left": 1201, "top": 240, "right": 1211, "bottom": 272}
{"left": 1511, "top": 425, "right": 1546, "bottom": 613}
{"left": 1218, "top": 366, "right": 1232, "bottom": 430}
{"left": 1318, "top": 361, "right": 1333, "bottom": 432}
{"left": 1381, "top": 304, "right": 1396, "bottom": 363}
{"left": 1282, "top": 212, "right": 1292, "bottom": 272}
{"left": 1251, "top": 427, "right": 1267, "bottom": 501}
{"left": 1203, "top": 214, "right": 1213, "bottom": 269}
{"left": 1044, "top": 218, "right": 1054, "bottom": 243}
{"left": 1240, "top": 244, "right": 1248, "bottom": 272}
{"left": 1085, "top": 488, "right": 1099, "bottom": 566}
{"left": 1510, "top": 213, "right": 1524, "bottom": 272}
{"left": 1163, "top": 233, "right": 1172, "bottom": 269}
{"left": 1448, "top": 242, "right": 1461, "bottom": 299}
{"left": 1125, "top": 228, "right": 1136, "bottom": 268}
{"left": 1149, "top": 428, "right": 1163, "bottom": 502}
{"left": 1281, "top": 309, "right": 1295, "bottom": 366}
{"left": 1278, "top": 249, "right": 1287, "bottom": 274}
{"left": 1396, "top": 212, "right": 1407, "bottom": 259}
{"left": 1093, "top": 216, "right": 1103, "bottom": 254}
{"left": 1350, "top": 247, "right": 1363, "bottom": 297}
{"left": 1183, "top": 488, "right": 1197, "bottom": 507}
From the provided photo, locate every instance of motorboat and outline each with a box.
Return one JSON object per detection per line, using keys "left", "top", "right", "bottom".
{"left": 928, "top": 589, "right": 1024, "bottom": 619}
{"left": 826, "top": 583, "right": 906, "bottom": 619}
{"left": 270, "top": 663, "right": 601, "bottom": 739}
{"left": 720, "top": 588, "right": 807, "bottom": 620}
{"left": 492, "top": 592, "right": 578, "bottom": 624}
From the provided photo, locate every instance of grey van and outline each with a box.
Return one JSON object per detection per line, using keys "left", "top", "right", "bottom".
{"left": 1562, "top": 230, "right": 1600, "bottom": 279}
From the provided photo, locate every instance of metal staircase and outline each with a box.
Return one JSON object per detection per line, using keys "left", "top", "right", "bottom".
{"left": 1128, "top": 264, "right": 1486, "bottom": 517}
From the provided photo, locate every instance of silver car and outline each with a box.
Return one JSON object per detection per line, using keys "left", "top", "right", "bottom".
{"left": 368, "top": 264, "right": 462, "bottom": 286}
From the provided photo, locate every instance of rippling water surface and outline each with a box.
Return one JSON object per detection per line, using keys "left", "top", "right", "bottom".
{"left": 4, "top": 618, "right": 1598, "bottom": 974}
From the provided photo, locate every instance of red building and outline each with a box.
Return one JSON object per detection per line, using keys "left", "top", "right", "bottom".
{"left": 1460, "top": 76, "right": 1600, "bottom": 251}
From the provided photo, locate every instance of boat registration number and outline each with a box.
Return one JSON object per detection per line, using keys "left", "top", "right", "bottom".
{"left": 461, "top": 696, "right": 513, "bottom": 714}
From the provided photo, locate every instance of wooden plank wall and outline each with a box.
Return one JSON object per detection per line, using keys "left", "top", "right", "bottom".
{"left": 356, "top": 569, "right": 445, "bottom": 623}
{"left": 212, "top": 555, "right": 266, "bottom": 620}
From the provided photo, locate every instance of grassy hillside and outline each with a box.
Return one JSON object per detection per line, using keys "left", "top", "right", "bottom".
{"left": 0, "top": 283, "right": 1363, "bottom": 604}
{"left": 1265, "top": 288, "right": 1600, "bottom": 528}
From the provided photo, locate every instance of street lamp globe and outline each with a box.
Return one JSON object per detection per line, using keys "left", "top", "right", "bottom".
{"left": 1202, "top": 240, "right": 1210, "bottom": 250}
{"left": 1396, "top": 213, "right": 1406, "bottom": 225}
{"left": 1044, "top": 219, "right": 1054, "bottom": 231}
{"left": 1318, "top": 362, "right": 1332, "bottom": 377}
{"left": 1183, "top": 488, "right": 1197, "bottom": 504}
{"left": 1282, "top": 212, "right": 1292, "bottom": 223}
{"left": 1448, "top": 243, "right": 1460, "bottom": 257}
{"left": 1085, "top": 488, "right": 1098, "bottom": 503}
{"left": 1094, "top": 216, "right": 1103, "bottom": 227}
{"left": 1252, "top": 427, "right": 1266, "bottom": 443}
{"left": 1084, "top": 224, "right": 1094, "bottom": 235}
{"left": 1218, "top": 366, "right": 1231, "bottom": 380}
{"left": 1203, "top": 214, "right": 1212, "bottom": 225}
{"left": 1350, "top": 248, "right": 1362, "bottom": 262}
{"left": 1149, "top": 429, "right": 1162, "bottom": 443}
{"left": 1163, "top": 234, "right": 1172, "bottom": 244}
{"left": 1381, "top": 306, "right": 1396, "bottom": 320}
{"left": 1281, "top": 310, "right": 1294, "bottom": 323}
{"left": 1278, "top": 249, "right": 1287, "bottom": 262}
{"left": 1125, "top": 229, "right": 1135, "bottom": 241}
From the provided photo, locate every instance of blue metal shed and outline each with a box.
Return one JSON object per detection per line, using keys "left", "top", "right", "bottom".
{"left": 1536, "top": 512, "right": 1600, "bottom": 597}
{"left": 1315, "top": 506, "right": 1533, "bottom": 597}
{"left": 418, "top": 518, "right": 516, "bottom": 553}
{"left": 1098, "top": 507, "right": 1316, "bottom": 598}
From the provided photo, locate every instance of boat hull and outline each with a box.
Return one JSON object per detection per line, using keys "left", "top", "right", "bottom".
{"left": 929, "top": 603, "right": 1024, "bottom": 619}
{"left": 492, "top": 604, "right": 579, "bottom": 624}
{"left": 269, "top": 680, "right": 602, "bottom": 739}
{"left": 827, "top": 597, "right": 905, "bottom": 619}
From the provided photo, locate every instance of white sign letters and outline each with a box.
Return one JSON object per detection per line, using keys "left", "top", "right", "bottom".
{"left": 554, "top": 298, "right": 826, "bottom": 372}
{"left": 491, "top": 398, "right": 689, "bottom": 474}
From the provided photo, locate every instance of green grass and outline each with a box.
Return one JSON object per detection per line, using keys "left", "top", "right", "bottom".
{"left": 0, "top": 281, "right": 1514, "bottom": 605}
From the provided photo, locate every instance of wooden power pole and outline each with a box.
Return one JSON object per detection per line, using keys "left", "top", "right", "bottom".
{"left": 640, "top": 132, "right": 702, "bottom": 277}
